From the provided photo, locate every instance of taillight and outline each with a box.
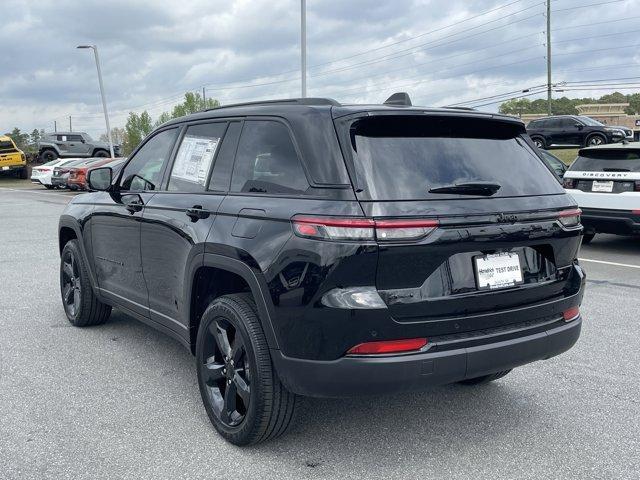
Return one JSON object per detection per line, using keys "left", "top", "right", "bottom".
{"left": 40, "top": 168, "right": 51, "bottom": 172}
{"left": 291, "top": 215, "right": 438, "bottom": 242}
{"left": 563, "top": 306, "right": 580, "bottom": 322}
{"left": 563, "top": 178, "right": 577, "bottom": 189}
{"left": 347, "top": 338, "right": 428, "bottom": 355}
{"left": 558, "top": 208, "right": 581, "bottom": 228}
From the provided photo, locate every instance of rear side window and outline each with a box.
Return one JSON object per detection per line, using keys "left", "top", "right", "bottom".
{"left": 569, "top": 150, "right": 640, "bottom": 172}
{"left": 231, "top": 120, "right": 309, "bottom": 194}
{"left": 168, "top": 122, "right": 226, "bottom": 192}
{"left": 345, "top": 115, "right": 563, "bottom": 200}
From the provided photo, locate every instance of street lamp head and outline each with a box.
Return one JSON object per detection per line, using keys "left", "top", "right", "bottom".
{"left": 76, "top": 45, "right": 95, "bottom": 49}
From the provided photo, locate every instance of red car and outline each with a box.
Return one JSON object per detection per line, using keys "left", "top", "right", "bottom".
{"left": 67, "top": 157, "right": 124, "bottom": 190}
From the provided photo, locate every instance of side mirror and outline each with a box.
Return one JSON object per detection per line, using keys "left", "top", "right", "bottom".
{"left": 88, "top": 167, "right": 113, "bottom": 191}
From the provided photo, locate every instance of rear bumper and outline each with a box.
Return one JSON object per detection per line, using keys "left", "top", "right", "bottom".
{"left": 51, "top": 177, "right": 67, "bottom": 187}
{"left": 581, "top": 207, "right": 640, "bottom": 235}
{"left": 0, "top": 164, "right": 26, "bottom": 172}
{"left": 273, "top": 317, "right": 582, "bottom": 398}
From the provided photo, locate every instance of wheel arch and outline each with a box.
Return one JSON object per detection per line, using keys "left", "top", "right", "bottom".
{"left": 585, "top": 132, "right": 606, "bottom": 145}
{"left": 58, "top": 215, "right": 99, "bottom": 292}
{"left": 186, "top": 253, "right": 280, "bottom": 355}
{"left": 91, "top": 147, "right": 110, "bottom": 156}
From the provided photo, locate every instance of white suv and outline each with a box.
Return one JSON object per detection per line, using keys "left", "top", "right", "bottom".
{"left": 563, "top": 142, "right": 640, "bottom": 243}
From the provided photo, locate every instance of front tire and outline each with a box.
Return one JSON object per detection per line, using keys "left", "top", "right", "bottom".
{"left": 196, "top": 293, "right": 296, "bottom": 446}
{"left": 60, "top": 240, "right": 111, "bottom": 326}
{"left": 582, "top": 233, "right": 595, "bottom": 244}
{"left": 585, "top": 134, "right": 606, "bottom": 147}
{"left": 459, "top": 369, "right": 512, "bottom": 385}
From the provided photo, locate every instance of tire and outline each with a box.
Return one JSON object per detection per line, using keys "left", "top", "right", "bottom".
{"left": 93, "top": 149, "right": 110, "bottom": 158}
{"left": 585, "top": 134, "right": 606, "bottom": 147}
{"left": 60, "top": 239, "right": 111, "bottom": 327}
{"left": 44, "top": 184, "right": 54, "bottom": 190}
{"left": 18, "top": 167, "right": 28, "bottom": 179}
{"left": 40, "top": 149, "right": 58, "bottom": 162}
{"left": 458, "top": 369, "right": 512, "bottom": 385}
{"left": 196, "top": 293, "right": 297, "bottom": 446}
{"left": 531, "top": 136, "right": 546, "bottom": 149}
{"left": 582, "top": 233, "right": 595, "bottom": 244}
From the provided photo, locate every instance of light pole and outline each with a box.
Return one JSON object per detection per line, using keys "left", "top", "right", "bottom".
{"left": 301, "top": 0, "right": 307, "bottom": 98}
{"left": 77, "top": 45, "right": 114, "bottom": 157}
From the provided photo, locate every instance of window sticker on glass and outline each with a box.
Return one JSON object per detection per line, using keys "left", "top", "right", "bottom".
{"left": 172, "top": 135, "right": 219, "bottom": 186}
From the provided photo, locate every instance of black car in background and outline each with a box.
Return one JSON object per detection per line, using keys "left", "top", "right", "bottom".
{"left": 58, "top": 95, "right": 585, "bottom": 445}
{"left": 527, "top": 115, "right": 628, "bottom": 149}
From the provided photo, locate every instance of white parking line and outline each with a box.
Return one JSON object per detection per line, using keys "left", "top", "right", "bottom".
{"left": 579, "top": 258, "right": 640, "bottom": 269}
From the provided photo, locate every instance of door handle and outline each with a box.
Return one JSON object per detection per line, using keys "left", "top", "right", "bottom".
{"left": 125, "top": 202, "right": 143, "bottom": 214}
{"left": 186, "top": 205, "right": 210, "bottom": 222}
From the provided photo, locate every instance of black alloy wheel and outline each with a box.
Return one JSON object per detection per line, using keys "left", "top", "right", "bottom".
{"left": 587, "top": 135, "right": 605, "bottom": 146}
{"left": 196, "top": 294, "right": 297, "bottom": 445}
{"left": 201, "top": 317, "right": 252, "bottom": 427}
{"left": 59, "top": 239, "right": 111, "bottom": 326}
{"left": 61, "top": 248, "right": 82, "bottom": 319}
{"left": 532, "top": 137, "right": 545, "bottom": 149}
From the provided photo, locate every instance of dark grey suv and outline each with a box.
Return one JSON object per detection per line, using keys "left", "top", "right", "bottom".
{"left": 527, "top": 115, "right": 629, "bottom": 149}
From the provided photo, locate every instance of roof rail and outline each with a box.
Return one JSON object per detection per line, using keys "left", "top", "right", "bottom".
{"left": 205, "top": 97, "right": 340, "bottom": 111}
{"left": 442, "top": 106, "right": 476, "bottom": 111}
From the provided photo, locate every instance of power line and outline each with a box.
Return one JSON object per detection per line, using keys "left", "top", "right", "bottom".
{"left": 554, "top": 28, "right": 640, "bottom": 44}
{"left": 553, "top": 0, "right": 629, "bottom": 13}
{"left": 308, "top": 5, "right": 545, "bottom": 78}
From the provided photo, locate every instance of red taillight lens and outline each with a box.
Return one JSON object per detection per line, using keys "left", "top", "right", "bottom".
{"left": 291, "top": 216, "right": 438, "bottom": 242}
{"left": 558, "top": 208, "right": 581, "bottom": 228}
{"left": 563, "top": 178, "right": 577, "bottom": 189}
{"left": 563, "top": 306, "right": 580, "bottom": 321}
{"left": 347, "top": 338, "right": 428, "bottom": 355}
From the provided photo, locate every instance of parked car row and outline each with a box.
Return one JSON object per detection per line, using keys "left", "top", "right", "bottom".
{"left": 31, "top": 156, "right": 125, "bottom": 190}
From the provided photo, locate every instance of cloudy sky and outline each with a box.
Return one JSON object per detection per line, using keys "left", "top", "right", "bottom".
{"left": 2, "top": 0, "right": 639, "bottom": 137}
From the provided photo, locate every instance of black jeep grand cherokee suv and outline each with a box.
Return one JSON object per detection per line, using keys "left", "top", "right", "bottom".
{"left": 58, "top": 95, "right": 585, "bottom": 445}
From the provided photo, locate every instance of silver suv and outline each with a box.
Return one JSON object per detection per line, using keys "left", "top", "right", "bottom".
{"left": 38, "top": 132, "right": 120, "bottom": 162}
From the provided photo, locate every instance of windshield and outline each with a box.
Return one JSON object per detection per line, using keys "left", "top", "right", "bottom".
{"left": 577, "top": 116, "right": 604, "bottom": 127}
{"left": 345, "top": 116, "right": 563, "bottom": 200}
{"left": 569, "top": 150, "right": 640, "bottom": 172}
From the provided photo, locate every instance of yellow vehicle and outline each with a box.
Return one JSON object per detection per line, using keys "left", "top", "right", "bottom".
{"left": 0, "top": 135, "right": 28, "bottom": 179}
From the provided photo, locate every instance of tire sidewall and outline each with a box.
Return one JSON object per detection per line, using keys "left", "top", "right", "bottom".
{"left": 586, "top": 134, "right": 605, "bottom": 147}
{"left": 41, "top": 150, "right": 58, "bottom": 162}
{"left": 532, "top": 137, "right": 545, "bottom": 149}
{"left": 60, "top": 240, "right": 90, "bottom": 325}
{"left": 195, "top": 299, "right": 264, "bottom": 444}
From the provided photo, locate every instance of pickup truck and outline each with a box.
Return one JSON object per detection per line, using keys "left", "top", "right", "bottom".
{"left": 0, "top": 135, "right": 28, "bottom": 179}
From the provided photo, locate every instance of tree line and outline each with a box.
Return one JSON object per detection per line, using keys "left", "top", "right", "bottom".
{"left": 499, "top": 92, "right": 640, "bottom": 116}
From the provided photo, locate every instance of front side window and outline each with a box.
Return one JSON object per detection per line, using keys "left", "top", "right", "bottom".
{"left": 168, "top": 122, "right": 226, "bottom": 192}
{"left": 231, "top": 121, "right": 309, "bottom": 194}
{"left": 120, "top": 128, "right": 178, "bottom": 191}
{"left": 558, "top": 118, "right": 576, "bottom": 128}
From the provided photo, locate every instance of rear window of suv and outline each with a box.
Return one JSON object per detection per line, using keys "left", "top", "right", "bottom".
{"left": 344, "top": 115, "right": 563, "bottom": 200}
{"left": 569, "top": 150, "right": 640, "bottom": 172}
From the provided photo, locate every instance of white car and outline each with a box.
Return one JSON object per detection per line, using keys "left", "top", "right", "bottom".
{"left": 30, "top": 158, "right": 81, "bottom": 189}
{"left": 563, "top": 142, "right": 640, "bottom": 243}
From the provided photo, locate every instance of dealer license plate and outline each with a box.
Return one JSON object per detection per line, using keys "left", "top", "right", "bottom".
{"left": 592, "top": 180, "right": 613, "bottom": 193}
{"left": 1, "top": 166, "right": 9, "bottom": 171}
{"left": 474, "top": 252, "right": 523, "bottom": 290}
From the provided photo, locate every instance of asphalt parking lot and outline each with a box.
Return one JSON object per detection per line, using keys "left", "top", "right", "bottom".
{"left": 1, "top": 183, "right": 639, "bottom": 480}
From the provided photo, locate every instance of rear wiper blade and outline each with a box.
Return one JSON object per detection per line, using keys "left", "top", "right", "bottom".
{"left": 428, "top": 182, "right": 501, "bottom": 196}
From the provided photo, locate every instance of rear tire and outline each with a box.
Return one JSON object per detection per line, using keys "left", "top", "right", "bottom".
{"left": 44, "top": 184, "right": 54, "bottom": 190}
{"left": 459, "top": 369, "right": 512, "bottom": 385}
{"left": 40, "top": 149, "right": 58, "bottom": 162}
{"left": 196, "top": 293, "right": 297, "bottom": 446}
{"left": 582, "top": 233, "right": 595, "bottom": 244}
{"left": 18, "top": 167, "right": 28, "bottom": 179}
{"left": 531, "top": 136, "right": 546, "bottom": 149}
{"left": 60, "top": 240, "right": 111, "bottom": 327}
{"left": 93, "top": 149, "right": 110, "bottom": 158}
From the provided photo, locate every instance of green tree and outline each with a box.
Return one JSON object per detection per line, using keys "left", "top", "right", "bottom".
{"left": 624, "top": 93, "right": 640, "bottom": 115}
{"left": 154, "top": 111, "right": 172, "bottom": 128}
{"left": 598, "top": 92, "right": 627, "bottom": 104}
{"left": 5, "top": 128, "right": 29, "bottom": 151}
{"left": 99, "top": 127, "right": 127, "bottom": 148}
